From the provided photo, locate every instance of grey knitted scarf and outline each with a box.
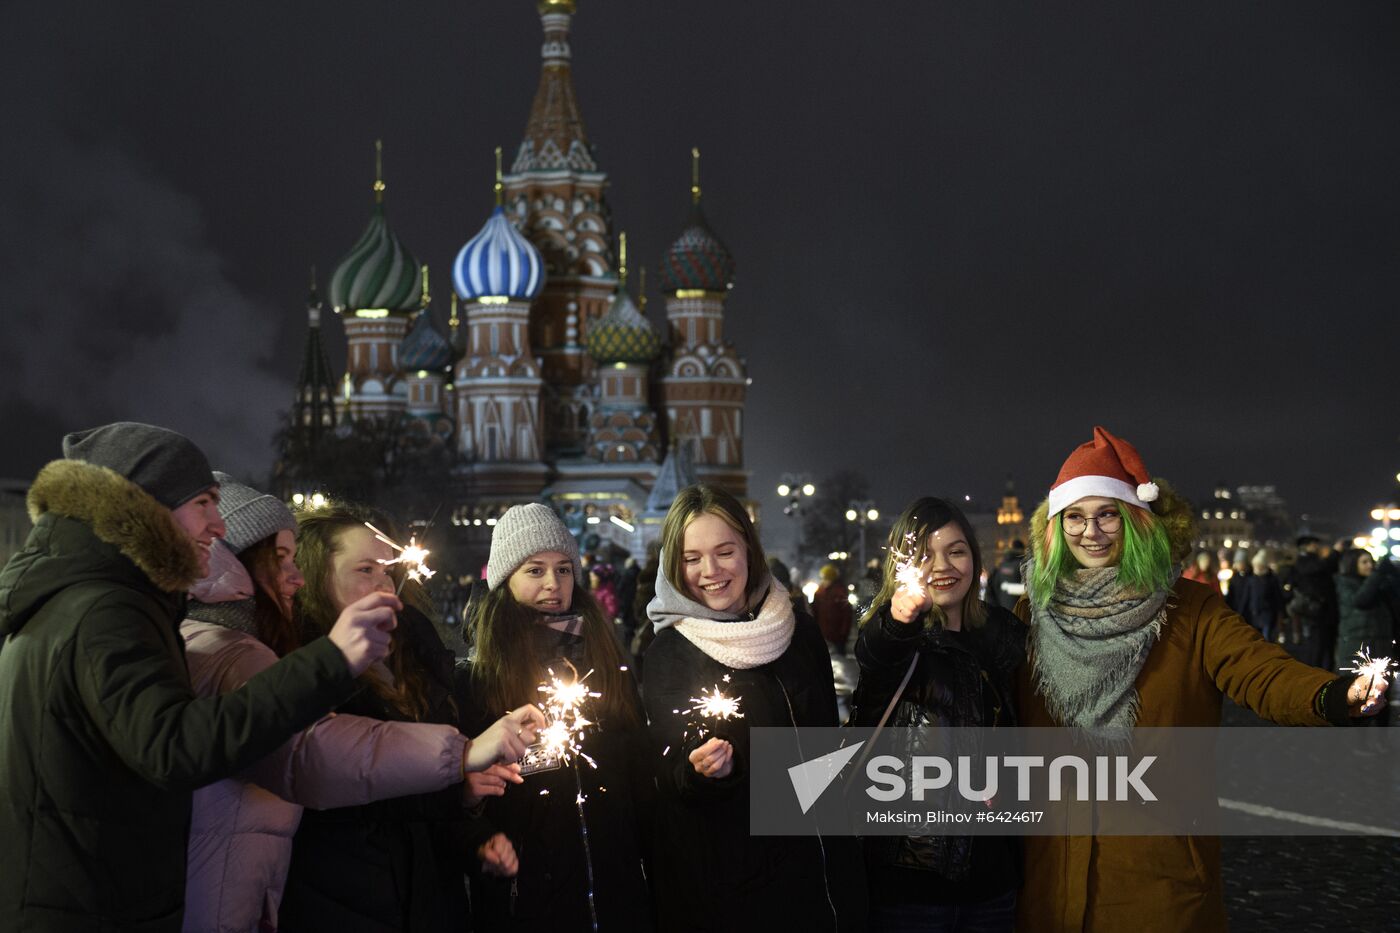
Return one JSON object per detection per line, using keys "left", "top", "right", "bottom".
{"left": 1024, "top": 559, "right": 1172, "bottom": 743}
{"left": 186, "top": 597, "right": 259, "bottom": 637}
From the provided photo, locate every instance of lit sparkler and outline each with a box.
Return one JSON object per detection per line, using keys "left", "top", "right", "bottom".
{"left": 689, "top": 685, "right": 744, "bottom": 724}
{"left": 890, "top": 531, "right": 926, "bottom": 596}
{"left": 363, "top": 521, "right": 435, "bottom": 592}
{"left": 1343, "top": 646, "right": 1395, "bottom": 707}
{"left": 521, "top": 667, "right": 600, "bottom": 772}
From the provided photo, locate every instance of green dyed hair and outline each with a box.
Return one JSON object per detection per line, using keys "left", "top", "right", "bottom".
{"left": 1029, "top": 478, "right": 1194, "bottom": 609}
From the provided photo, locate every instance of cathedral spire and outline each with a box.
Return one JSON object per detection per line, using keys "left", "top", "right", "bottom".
{"left": 513, "top": 0, "right": 596, "bottom": 173}
{"left": 691, "top": 147, "right": 701, "bottom": 205}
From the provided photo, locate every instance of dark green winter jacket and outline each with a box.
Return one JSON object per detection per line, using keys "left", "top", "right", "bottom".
{"left": 0, "top": 459, "right": 359, "bottom": 932}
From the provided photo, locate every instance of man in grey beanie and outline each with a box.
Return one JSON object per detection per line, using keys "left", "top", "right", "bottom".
{"left": 0, "top": 422, "right": 400, "bottom": 932}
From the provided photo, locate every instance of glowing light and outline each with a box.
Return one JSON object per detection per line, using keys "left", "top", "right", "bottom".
{"left": 777, "top": 483, "right": 791, "bottom": 497}
{"left": 523, "top": 666, "right": 601, "bottom": 771}
{"left": 689, "top": 685, "right": 744, "bottom": 723}
{"left": 890, "top": 532, "right": 926, "bottom": 597}
{"left": 845, "top": 509, "right": 857, "bottom": 521}
{"left": 292, "top": 493, "right": 305, "bottom": 505}
{"left": 364, "top": 522, "right": 435, "bottom": 590}
{"left": 1372, "top": 509, "right": 1386, "bottom": 521}
{"left": 866, "top": 508, "right": 879, "bottom": 522}
{"left": 610, "top": 515, "right": 635, "bottom": 533}
{"left": 801, "top": 483, "right": 816, "bottom": 497}
{"left": 1343, "top": 647, "right": 1395, "bottom": 710}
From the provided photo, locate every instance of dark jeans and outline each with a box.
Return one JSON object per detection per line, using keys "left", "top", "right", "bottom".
{"left": 872, "top": 890, "right": 1017, "bottom": 933}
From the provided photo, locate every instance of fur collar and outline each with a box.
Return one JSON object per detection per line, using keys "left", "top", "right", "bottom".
{"left": 27, "top": 459, "right": 203, "bottom": 593}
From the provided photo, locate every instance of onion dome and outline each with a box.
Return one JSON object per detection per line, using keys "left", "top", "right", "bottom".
{"left": 454, "top": 205, "right": 545, "bottom": 302}
{"left": 660, "top": 148, "right": 734, "bottom": 293}
{"left": 586, "top": 289, "right": 659, "bottom": 363}
{"left": 329, "top": 142, "right": 421, "bottom": 313}
{"left": 400, "top": 310, "right": 454, "bottom": 371}
{"left": 587, "top": 233, "right": 657, "bottom": 363}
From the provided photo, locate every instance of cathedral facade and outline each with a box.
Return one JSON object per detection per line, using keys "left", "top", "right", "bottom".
{"left": 290, "top": 0, "right": 750, "bottom": 559}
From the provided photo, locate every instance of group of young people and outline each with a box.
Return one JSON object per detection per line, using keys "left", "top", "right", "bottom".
{"left": 0, "top": 421, "right": 1387, "bottom": 933}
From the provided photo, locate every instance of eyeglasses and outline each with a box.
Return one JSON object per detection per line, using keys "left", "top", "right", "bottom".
{"left": 1062, "top": 510, "right": 1122, "bottom": 536}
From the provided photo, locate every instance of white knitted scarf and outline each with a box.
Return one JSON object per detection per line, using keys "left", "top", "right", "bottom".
{"left": 648, "top": 570, "right": 796, "bottom": 669}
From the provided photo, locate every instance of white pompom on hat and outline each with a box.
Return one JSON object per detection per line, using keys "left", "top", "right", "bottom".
{"left": 485, "top": 503, "right": 581, "bottom": 590}
{"left": 1047, "top": 425, "right": 1159, "bottom": 517}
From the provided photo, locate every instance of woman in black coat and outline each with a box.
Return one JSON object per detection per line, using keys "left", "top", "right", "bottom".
{"left": 851, "top": 497, "right": 1026, "bottom": 933}
{"left": 642, "top": 484, "right": 864, "bottom": 932}
{"left": 461, "top": 503, "right": 655, "bottom": 931}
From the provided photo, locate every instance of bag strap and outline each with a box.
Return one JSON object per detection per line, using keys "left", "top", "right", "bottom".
{"left": 844, "top": 650, "right": 918, "bottom": 793}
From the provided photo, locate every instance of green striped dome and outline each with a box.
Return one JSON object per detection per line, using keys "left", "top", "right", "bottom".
{"left": 329, "top": 204, "right": 421, "bottom": 312}
{"left": 586, "top": 289, "right": 659, "bottom": 363}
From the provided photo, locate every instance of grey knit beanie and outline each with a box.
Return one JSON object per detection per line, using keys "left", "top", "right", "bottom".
{"left": 486, "top": 503, "right": 580, "bottom": 590}
{"left": 213, "top": 471, "right": 296, "bottom": 554}
{"left": 62, "top": 421, "right": 214, "bottom": 509}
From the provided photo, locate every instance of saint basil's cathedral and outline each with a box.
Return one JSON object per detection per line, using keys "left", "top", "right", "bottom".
{"left": 286, "top": 0, "right": 749, "bottom": 559}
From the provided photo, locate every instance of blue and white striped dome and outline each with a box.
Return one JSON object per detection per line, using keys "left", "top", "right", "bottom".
{"left": 453, "top": 206, "right": 544, "bottom": 302}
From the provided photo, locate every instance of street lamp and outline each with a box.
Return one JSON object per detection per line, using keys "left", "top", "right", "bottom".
{"left": 777, "top": 472, "right": 816, "bottom": 559}
{"left": 845, "top": 500, "right": 879, "bottom": 569}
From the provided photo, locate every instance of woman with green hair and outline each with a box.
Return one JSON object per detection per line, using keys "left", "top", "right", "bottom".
{"left": 1016, "top": 426, "right": 1386, "bottom": 933}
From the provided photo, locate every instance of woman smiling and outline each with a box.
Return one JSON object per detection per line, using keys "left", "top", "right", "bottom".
{"left": 851, "top": 498, "right": 1026, "bottom": 931}
{"left": 641, "top": 483, "right": 862, "bottom": 931}
{"left": 1017, "top": 426, "right": 1386, "bottom": 933}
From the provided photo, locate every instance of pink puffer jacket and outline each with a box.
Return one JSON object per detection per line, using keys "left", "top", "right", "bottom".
{"left": 180, "top": 620, "right": 467, "bottom": 933}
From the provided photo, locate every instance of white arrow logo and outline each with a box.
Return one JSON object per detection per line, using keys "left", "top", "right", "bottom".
{"left": 787, "top": 740, "right": 866, "bottom": 814}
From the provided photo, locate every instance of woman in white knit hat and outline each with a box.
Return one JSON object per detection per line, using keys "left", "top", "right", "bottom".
{"left": 461, "top": 502, "right": 655, "bottom": 931}
{"left": 641, "top": 483, "right": 863, "bottom": 932}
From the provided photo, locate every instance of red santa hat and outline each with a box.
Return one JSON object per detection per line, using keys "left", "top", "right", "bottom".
{"left": 1047, "top": 425, "right": 1160, "bottom": 517}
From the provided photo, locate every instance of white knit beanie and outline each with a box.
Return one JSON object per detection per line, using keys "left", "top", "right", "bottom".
{"left": 486, "top": 503, "right": 581, "bottom": 590}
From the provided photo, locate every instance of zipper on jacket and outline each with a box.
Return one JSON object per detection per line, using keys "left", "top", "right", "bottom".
{"left": 774, "top": 672, "right": 840, "bottom": 930}
{"left": 510, "top": 876, "right": 518, "bottom": 916}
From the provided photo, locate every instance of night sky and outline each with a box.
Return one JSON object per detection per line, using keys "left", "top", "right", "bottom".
{"left": 3, "top": 1, "right": 1398, "bottom": 549}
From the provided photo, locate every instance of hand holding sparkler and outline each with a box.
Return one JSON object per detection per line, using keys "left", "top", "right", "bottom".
{"left": 364, "top": 521, "right": 435, "bottom": 593}
{"left": 464, "top": 762, "right": 523, "bottom": 806}
{"left": 465, "top": 704, "right": 548, "bottom": 772}
{"left": 1343, "top": 647, "right": 1394, "bottom": 716}
{"left": 326, "top": 591, "right": 400, "bottom": 676}
{"left": 688, "top": 737, "right": 734, "bottom": 779}
{"left": 521, "top": 667, "right": 601, "bottom": 774}
{"left": 889, "top": 533, "right": 932, "bottom": 624}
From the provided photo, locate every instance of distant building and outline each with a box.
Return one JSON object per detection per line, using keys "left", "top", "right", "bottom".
{"left": 282, "top": 0, "right": 750, "bottom": 563}
{"left": 1234, "top": 484, "right": 1294, "bottom": 550}
{"left": 1195, "top": 482, "right": 1256, "bottom": 554}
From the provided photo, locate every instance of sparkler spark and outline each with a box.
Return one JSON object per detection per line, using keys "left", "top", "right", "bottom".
{"left": 689, "top": 685, "right": 744, "bottom": 722}
{"left": 522, "top": 667, "right": 600, "bottom": 771}
{"left": 363, "top": 522, "right": 436, "bottom": 589}
{"left": 890, "top": 531, "right": 926, "bottom": 596}
{"left": 1343, "top": 646, "right": 1395, "bottom": 707}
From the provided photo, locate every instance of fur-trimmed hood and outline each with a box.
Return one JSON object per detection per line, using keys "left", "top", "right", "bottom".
{"left": 0, "top": 460, "right": 203, "bottom": 638}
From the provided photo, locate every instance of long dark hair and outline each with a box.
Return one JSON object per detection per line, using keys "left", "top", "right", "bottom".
{"left": 472, "top": 583, "right": 640, "bottom": 729}
{"left": 239, "top": 534, "right": 299, "bottom": 657}
{"left": 860, "top": 496, "right": 987, "bottom": 630}
{"left": 294, "top": 503, "right": 436, "bottom": 721}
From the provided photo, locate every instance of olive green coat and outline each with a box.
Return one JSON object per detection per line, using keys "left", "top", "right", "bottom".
{"left": 0, "top": 460, "right": 358, "bottom": 932}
